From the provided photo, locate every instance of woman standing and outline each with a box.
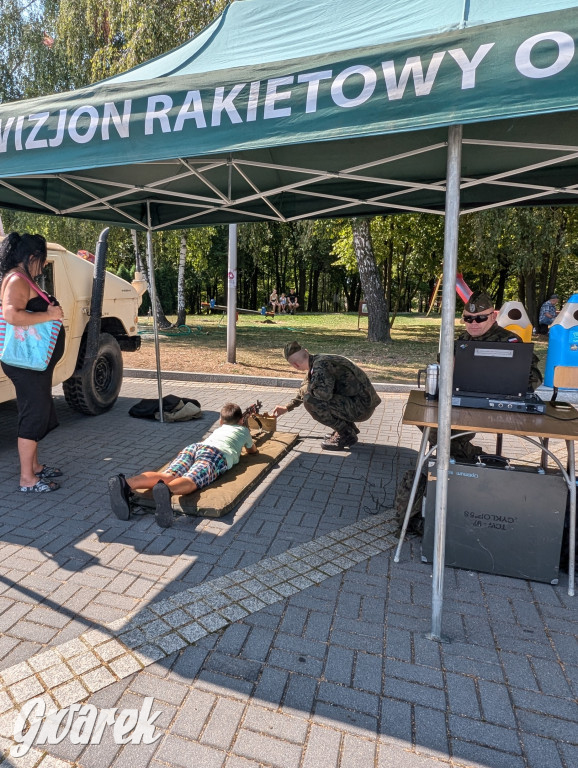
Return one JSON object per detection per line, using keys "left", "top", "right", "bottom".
{"left": 0, "top": 233, "right": 65, "bottom": 492}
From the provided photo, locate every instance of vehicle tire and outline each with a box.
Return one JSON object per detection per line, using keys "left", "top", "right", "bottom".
{"left": 63, "top": 332, "right": 123, "bottom": 415}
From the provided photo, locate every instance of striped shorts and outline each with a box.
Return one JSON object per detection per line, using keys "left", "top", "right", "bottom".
{"left": 165, "top": 443, "right": 228, "bottom": 488}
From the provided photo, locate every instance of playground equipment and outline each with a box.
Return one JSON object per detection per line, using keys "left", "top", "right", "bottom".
{"left": 427, "top": 273, "right": 471, "bottom": 315}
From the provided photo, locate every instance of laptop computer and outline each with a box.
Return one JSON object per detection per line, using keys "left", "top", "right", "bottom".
{"left": 452, "top": 340, "right": 545, "bottom": 413}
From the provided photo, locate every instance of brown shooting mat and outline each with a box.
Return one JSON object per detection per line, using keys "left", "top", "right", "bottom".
{"left": 132, "top": 425, "right": 298, "bottom": 518}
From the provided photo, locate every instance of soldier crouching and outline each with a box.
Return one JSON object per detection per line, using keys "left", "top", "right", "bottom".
{"left": 272, "top": 341, "right": 381, "bottom": 450}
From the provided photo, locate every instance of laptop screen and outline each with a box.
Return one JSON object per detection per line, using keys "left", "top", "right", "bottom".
{"left": 453, "top": 341, "right": 534, "bottom": 398}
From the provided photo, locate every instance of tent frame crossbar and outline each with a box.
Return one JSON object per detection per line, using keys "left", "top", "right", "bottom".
{"left": 58, "top": 176, "right": 145, "bottom": 228}
{"left": 2, "top": 137, "right": 578, "bottom": 227}
{"left": 179, "top": 158, "right": 231, "bottom": 202}
{"left": 232, "top": 161, "right": 287, "bottom": 221}
{"left": 0, "top": 179, "right": 61, "bottom": 214}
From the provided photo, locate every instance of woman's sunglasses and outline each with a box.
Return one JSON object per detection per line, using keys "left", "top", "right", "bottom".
{"left": 462, "top": 313, "right": 493, "bottom": 324}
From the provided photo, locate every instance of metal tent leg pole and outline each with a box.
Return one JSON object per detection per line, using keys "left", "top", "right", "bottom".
{"left": 145, "top": 213, "right": 164, "bottom": 423}
{"left": 227, "top": 223, "right": 238, "bottom": 364}
{"left": 394, "top": 427, "right": 430, "bottom": 563}
{"left": 567, "top": 440, "right": 575, "bottom": 597}
{"left": 428, "top": 123, "right": 463, "bottom": 642}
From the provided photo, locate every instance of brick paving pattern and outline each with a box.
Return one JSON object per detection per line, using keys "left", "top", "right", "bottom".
{"left": 0, "top": 377, "right": 576, "bottom": 767}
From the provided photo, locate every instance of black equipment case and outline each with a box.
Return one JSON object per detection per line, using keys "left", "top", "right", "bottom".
{"left": 421, "top": 460, "right": 567, "bottom": 584}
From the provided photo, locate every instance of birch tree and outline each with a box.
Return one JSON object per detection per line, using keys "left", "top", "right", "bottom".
{"left": 352, "top": 218, "right": 390, "bottom": 342}
{"left": 176, "top": 233, "right": 188, "bottom": 326}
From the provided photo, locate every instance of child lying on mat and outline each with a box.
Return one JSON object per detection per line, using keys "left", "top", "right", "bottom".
{"left": 108, "top": 402, "right": 259, "bottom": 528}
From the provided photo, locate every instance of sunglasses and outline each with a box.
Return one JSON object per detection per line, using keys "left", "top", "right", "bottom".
{"left": 462, "top": 313, "right": 493, "bottom": 324}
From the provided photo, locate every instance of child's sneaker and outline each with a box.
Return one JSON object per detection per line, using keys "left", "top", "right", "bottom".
{"left": 108, "top": 474, "right": 132, "bottom": 520}
{"left": 153, "top": 481, "right": 174, "bottom": 528}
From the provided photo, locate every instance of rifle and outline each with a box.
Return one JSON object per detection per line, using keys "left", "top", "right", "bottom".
{"left": 241, "top": 400, "right": 262, "bottom": 426}
{"left": 241, "top": 400, "right": 277, "bottom": 434}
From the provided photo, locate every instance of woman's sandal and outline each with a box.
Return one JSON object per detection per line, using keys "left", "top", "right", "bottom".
{"left": 19, "top": 479, "right": 60, "bottom": 493}
{"left": 35, "top": 465, "right": 63, "bottom": 479}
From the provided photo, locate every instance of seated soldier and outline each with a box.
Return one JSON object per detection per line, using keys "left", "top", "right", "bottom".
{"left": 437, "top": 290, "right": 541, "bottom": 461}
{"left": 394, "top": 290, "right": 543, "bottom": 532}
{"left": 108, "top": 402, "right": 258, "bottom": 528}
{"left": 272, "top": 341, "right": 381, "bottom": 450}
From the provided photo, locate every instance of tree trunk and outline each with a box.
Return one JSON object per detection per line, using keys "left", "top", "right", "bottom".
{"left": 354, "top": 279, "right": 362, "bottom": 310}
{"left": 153, "top": 292, "right": 172, "bottom": 329}
{"left": 352, "top": 218, "right": 390, "bottom": 342}
{"left": 251, "top": 262, "right": 259, "bottom": 309}
{"left": 524, "top": 270, "right": 538, "bottom": 326}
{"left": 495, "top": 267, "right": 509, "bottom": 309}
{"left": 518, "top": 276, "right": 526, "bottom": 308}
{"left": 342, "top": 274, "right": 356, "bottom": 313}
{"left": 176, "top": 233, "right": 187, "bottom": 326}
{"left": 547, "top": 214, "right": 566, "bottom": 298}
{"left": 131, "top": 229, "right": 143, "bottom": 273}
{"left": 310, "top": 268, "right": 320, "bottom": 312}
{"left": 386, "top": 237, "right": 394, "bottom": 326}
{"left": 298, "top": 265, "right": 306, "bottom": 307}
{"left": 133, "top": 230, "right": 171, "bottom": 327}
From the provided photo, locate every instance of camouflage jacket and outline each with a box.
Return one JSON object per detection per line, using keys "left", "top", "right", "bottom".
{"left": 285, "top": 354, "right": 381, "bottom": 411}
{"left": 458, "top": 323, "right": 542, "bottom": 391}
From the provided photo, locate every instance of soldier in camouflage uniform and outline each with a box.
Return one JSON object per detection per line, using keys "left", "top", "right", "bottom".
{"left": 394, "top": 290, "right": 542, "bottom": 532}
{"left": 272, "top": 341, "right": 381, "bottom": 450}
{"left": 431, "top": 290, "right": 542, "bottom": 460}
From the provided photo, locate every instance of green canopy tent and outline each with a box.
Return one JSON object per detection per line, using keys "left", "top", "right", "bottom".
{"left": 0, "top": 0, "right": 577, "bottom": 225}
{"left": 1, "top": 0, "right": 577, "bottom": 635}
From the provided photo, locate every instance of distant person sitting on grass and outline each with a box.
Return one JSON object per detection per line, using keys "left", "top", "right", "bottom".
{"left": 287, "top": 289, "right": 299, "bottom": 314}
{"left": 108, "top": 402, "right": 258, "bottom": 528}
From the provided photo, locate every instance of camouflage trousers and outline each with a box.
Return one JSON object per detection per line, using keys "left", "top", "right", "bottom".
{"left": 426, "top": 428, "right": 482, "bottom": 463}
{"left": 394, "top": 428, "right": 483, "bottom": 539}
{"left": 393, "top": 469, "right": 426, "bottom": 536}
{"left": 303, "top": 393, "right": 378, "bottom": 432}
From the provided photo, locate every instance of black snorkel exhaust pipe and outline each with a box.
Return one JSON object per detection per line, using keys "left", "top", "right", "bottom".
{"left": 82, "top": 227, "right": 109, "bottom": 374}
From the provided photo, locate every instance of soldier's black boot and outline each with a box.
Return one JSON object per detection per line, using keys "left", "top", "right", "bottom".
{"left": 344, "top": 426, "right": 359, "bottom": 447}
{"left": 325, "top": 423, "right": 359, "bottom": 439}
{"left": 321, "top": 427, "right": 358, "bottom": 450}
{"left": 321, "top": 431, "right": 348, "bottom": 450}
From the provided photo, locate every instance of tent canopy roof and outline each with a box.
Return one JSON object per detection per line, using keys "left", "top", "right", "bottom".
{"left": 0, "top": 0, "right": 577, "bottom": 229}
{"left": 106, "top": 0, "right": 578, "bottom": 81}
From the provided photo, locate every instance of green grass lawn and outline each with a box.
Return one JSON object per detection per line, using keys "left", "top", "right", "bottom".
{"left": 135, "top": 312, "right": 549, "bottom": 384}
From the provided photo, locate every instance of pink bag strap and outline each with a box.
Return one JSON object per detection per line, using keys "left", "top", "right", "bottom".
{"left": 1, "top": 270, "right": 51, "bottom": 304}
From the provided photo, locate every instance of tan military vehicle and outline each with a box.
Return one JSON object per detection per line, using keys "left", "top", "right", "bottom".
{"left": 0, "top": 238, "right": 146, "bottom": 415}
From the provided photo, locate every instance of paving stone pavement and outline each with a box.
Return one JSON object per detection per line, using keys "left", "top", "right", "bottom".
{"left": 0, "top": 377, "right": 576, "bottom": 768}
